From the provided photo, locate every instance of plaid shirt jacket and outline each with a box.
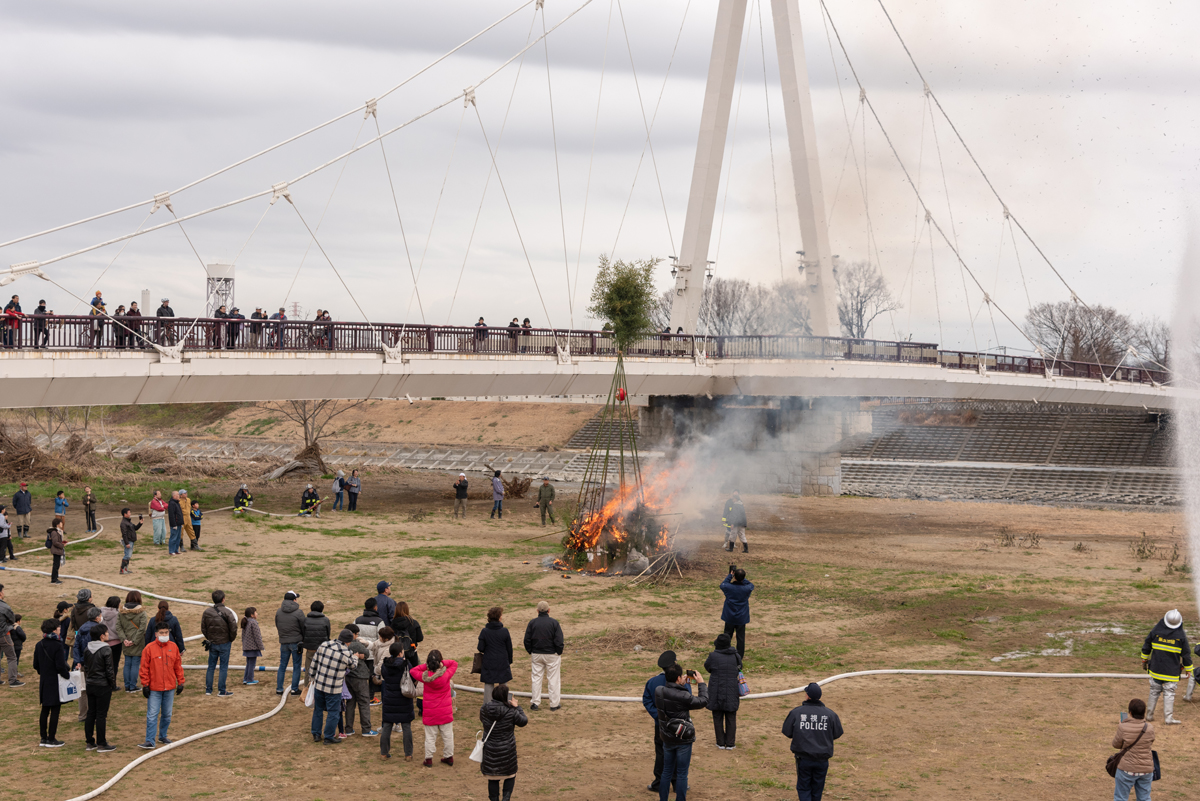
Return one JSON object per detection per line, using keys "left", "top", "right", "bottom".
{"left": 310, "top": 640, "right": 354, "bottom": 695}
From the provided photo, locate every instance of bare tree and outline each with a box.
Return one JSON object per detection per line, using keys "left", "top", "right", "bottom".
{"left": 765, "top": 280, "right": 812, "bottom": 336}
{"left": 1131, "top": 316, "right": 1170, "bottom": 368}
{"left": 21, "top": 408, "right": 70, "bottom": 449}
{"left": 653, "top": 279, "right": 811, "bottom": 336}
{"left": 1023, "top": 301, "right": 1135, "bottom": 366}
{"left": 836, "top": 261, "right": 901, "bottom": 339}
{"left": 259, "top": 400, "right": 370, "bottom": 449}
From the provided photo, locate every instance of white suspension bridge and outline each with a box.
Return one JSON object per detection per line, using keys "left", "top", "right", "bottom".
{"left": 0, "top": 0, "right": 1186, "bottom": 411}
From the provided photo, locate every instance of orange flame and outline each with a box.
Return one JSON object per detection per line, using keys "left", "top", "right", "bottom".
{"left": 567, "top": 462, "right": 683, "bottom": 554}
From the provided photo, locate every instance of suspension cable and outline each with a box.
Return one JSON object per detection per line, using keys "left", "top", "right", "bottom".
{"left": 870, "top": 0, "right": 1170, "bottom": 375}
{"left": 0, "top": 0, "right": 541, "bottom": 253}
{"left": 572, "top": 0, "right": 616, "bottom": 328}
{"left": 446, "top": 10, "right": 540, "bottom": 325}
{"left": 373, "top": 113, "right": 426, "bottom": 325}
{"left": 472, "top": 104, "right": 557, "bottom": 330}
{"left": 10, "top": 0, "right": 595, "bottom": 280}
{"left": 818, "top": 0, "right": 1037, "bottom": 356}
{"left": 540, "top": 5, "right": 574, "bottom": 327}
{"left": 609, "top": 0, "right": 686, "bottom": 257}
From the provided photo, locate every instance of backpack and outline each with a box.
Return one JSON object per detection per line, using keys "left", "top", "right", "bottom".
{"left": 45, "top": 530, "right": 53, "bottom": 549}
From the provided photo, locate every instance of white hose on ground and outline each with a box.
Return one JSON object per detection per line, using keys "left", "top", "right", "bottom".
{"left": 452, "top": 668, "right": 1147, "bottom": 702}
{"left": 3, "top": 505, "right": 1153, "bottom": 800}
{"left": 61, "top": 691, "right": 290, "bottom": 801}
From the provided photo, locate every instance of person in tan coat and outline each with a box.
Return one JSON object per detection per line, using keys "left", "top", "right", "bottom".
{"left": 1112, "top": 697, "right": 1155, "bottom": 800}
{"left": 180, "top": 491, "right": 199, "bottom": 551}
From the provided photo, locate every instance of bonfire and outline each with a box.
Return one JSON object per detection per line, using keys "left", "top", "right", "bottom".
{"left": 559, "top": 354, "right": 678, "bottom": 577}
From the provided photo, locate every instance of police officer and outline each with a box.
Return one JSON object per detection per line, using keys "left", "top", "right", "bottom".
{"left": 782, "top": 683, "right": 843, "bottom": 801}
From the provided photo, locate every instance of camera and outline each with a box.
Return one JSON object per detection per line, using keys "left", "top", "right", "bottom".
{"left": 686, "top": 669, "right": 700, "bottom": 679}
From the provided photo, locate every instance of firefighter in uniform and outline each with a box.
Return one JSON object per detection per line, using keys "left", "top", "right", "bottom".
{"left": 722, "top": 490, "right": 748, "bottom": 553}
{"left": 1141, "top": 608, "right": 1192, "bottom": 724}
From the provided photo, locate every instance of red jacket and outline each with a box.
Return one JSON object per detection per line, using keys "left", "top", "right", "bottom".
{"left": 139, "top": 638, "right": 185, "bottom": 691}
{"left": 411, "top": 659, "right": 457, "bottom": 725}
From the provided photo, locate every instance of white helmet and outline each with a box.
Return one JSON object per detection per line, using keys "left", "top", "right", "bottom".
{"left": 306, "top": 483, "right": 313, "bottom": 490}
{"left": 1165, "top": 609, "right": 1183, "bottom": 629}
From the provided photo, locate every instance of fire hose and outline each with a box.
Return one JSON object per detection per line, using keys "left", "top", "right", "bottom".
{"left": 0, "top": 509, "right": 1152, "bottom": 800}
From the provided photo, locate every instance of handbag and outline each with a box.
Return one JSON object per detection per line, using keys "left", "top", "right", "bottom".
{"left": 1152, "top": 749, "right": 1161, "bottom": 781}
{"left": 1106, "top": 723, "right": 1146, "bottom": 778}
{"left": 471, "top": 652, "right": 484, "bottom": 675}
{"left": 400, "top": 666, "right": 418, "bottom": 699}
{"left": 58, "top": 669, "right": 85, "bottom": 704}
{"left": 737, "top": 670, "right": 750, "bottom": 697}
{"left": 470, "top": 720, "right": 497, "bottom": 763}
{"left": 303, "top": 682, "right": 315, "bottom": 708}
{"left": 661, "top": 716, "right": 696, "bottom": 743}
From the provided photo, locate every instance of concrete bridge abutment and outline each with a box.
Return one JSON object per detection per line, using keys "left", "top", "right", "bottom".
{"left": 639, "top": 395, "right": 871, "bottom": 496}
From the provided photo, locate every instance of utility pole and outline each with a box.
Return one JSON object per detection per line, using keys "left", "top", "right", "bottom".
{"left": 289, "top": 302, "right": 303, "bottom": 319}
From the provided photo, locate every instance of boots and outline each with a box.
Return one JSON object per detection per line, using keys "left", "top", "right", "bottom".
{"left": 1165, "top": 693, "right": 1182, "bottom": 724}
{"left": 1146, "top": 698, "right": 1157, "bottom": 722}
{"left": 742, "top": 543, "right": 748, "bottom": 553}
{"left": 120, "top": 560, "right": 129, "bottom": 574}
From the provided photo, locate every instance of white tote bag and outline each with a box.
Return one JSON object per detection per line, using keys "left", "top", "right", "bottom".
{"left": 303, "top": 681, "right": 316, "bottom": 708}
{"left": 58, "top": 670, "right": 85, "bottom": 704}
{"left": 470, "top": 721, "right": 496, "bottom": 763}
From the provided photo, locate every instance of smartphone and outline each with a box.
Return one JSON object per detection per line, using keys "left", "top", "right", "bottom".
{"left": 1120, "top": 711, "right": 1128, "bottom": 722}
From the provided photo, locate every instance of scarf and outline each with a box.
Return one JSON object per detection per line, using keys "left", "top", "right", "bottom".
{"left": 421, "top": 665, "right": 446, "bottom": 684}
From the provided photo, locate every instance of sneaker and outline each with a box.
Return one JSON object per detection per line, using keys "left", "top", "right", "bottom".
{"left": 726, "top": 745, "right": 736, "bottom": 750}
{"left": 717, "top": 745, "right": 727, "bottom": 750}
{"left": 86, "top": 743, "right": 98, "bottom": 751}
{"left": 218, "top": 691, "right": 234, "bottom": 698}
{"left": 313, "top": 734, "right": 321, "bottom": 743}
{"left": 8, "top": 680, "right": 24, "bottom": 687}
{"left": 549, "top": 705, "right": 561, "bottom": 711}
{"left": 363, "top": 730, "right": 379, "bottom": 737}
{"left": 38, "top": 738, "right": 47, "bottom": 747}
{"left": 243, "top": 681, "right": 259, "bottom": 686}
{"left": 159, "top": 737, "right": 173, "bottom": 744}
{"left": 51, "top": 580, "right": 63, "bottom": 585}
{"left": 423, "top": 758, "right": 433, "bottom": 768}
{"left": 45, "top": 739, "right": 66, "bottom": 748}
{"left": 97, "top": 744, "right": 116, "bottom": 753}
{"left": 204, "top": 691, "right": 212, "bottom": 696}
{"left": 440, "top": 756, "right": 454, "bottom": 767}
{"left": 276, "top": 690, "right": 285, "bottom": 695}
{"left": 344, "top": 729, "right": 355, "bottom": 737}
{"left": 289, "top": 689, "right": 302, "bottom": 696}
{"left": 323, "top": 738, "right": 341, "bottom": 745}
{"left": 530, "top": 703, "right": 539, "bottom": 711}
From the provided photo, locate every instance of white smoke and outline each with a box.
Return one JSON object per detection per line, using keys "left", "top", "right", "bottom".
{"left": 1172, "top": 233, "right": 1200, "bottom": 604}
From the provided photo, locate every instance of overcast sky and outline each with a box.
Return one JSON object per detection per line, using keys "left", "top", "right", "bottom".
{"left": 1, "top": 0, "right": 1196, "bottom": 350}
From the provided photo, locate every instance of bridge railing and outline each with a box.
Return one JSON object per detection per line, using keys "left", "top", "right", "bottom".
{"left": 0, "top": 315, "right": 1169, "bottom": 383}
{"left": 938, "top": 349, "right": 1168, "bottom": 385}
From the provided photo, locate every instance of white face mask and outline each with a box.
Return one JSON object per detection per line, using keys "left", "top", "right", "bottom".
{"left": 157, "top": 634, "right": 169, "bottom": 643}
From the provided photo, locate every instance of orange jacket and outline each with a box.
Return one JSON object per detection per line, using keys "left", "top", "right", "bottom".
{"left": 139, "top": 638, "right": 185, "bottom": 691}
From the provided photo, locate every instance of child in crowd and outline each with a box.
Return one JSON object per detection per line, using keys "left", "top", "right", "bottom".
{"left": 241, "top": 608, "right": 263, "bottom": 685}
{"left": 12, "top": 614, "right": 25, "bottom": 677}
{"left": 0, "top": 504, "right": 13, "bottom": 562}
{"left": 54, "top": 490, "right": 69, "bottom": 517}
{"left": 190, "top": 502, "right": 203, "bottom": 548}
{"left": 53, "top": 602, "right": 71, "bottom": 642}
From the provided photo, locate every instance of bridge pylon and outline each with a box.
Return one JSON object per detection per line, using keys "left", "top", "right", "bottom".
{"left": 668, "top": 0, "right": 839, "bottom": 338}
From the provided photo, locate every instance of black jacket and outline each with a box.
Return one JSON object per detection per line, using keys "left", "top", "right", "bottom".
{"left": 722, "top": 498, "right": 747, "bottom": 528}
{"left": 391, "top": 614, "right": 424, "bottom": 647}
{"left": 11, "top": 489, "right": 31, "bottom": 515}
{"left": 655, "top": 680, "right": 709, "bottom": 745}
{"left": 523, "top": 612, "right": 564, "bottom": 655}
{"left": 477, "top": 621, "right": 514, "bottom": 684}
{"left": 83, "top": 641, "right": 117, "bottom": 691}
{"left": 200, "top": 604, "right": 238, "bottom": 645}
{"left": 120, "top": 517, "right": 141, "bottom": 546}
{"left": 1142, "top": 619, "right": 1194, "bottom": 682}
{"left": 302, "top": 611, "right": 331, "bottom": 650}
{"left": 479, "top": 700, "right": 528, "bottom": 777}
{"left": 156, "top": 305, "right": 174, "bottom": 317}
{"left": 782, "top": 699, "right": 843, "bottom": 759}
{"left": 380, "top": 651, "right": 420, "bottom": 724}
{"left": 274, "top": 600, "right": 306, "bottom": 645}
{"left": 704, "top": 647, "right": 742, "bottom": 712}
{"left": 167, "top": 498, "right": 185, "bottom": 528}
{"left": 454, "top": 479, "right": 469, "bottom": 499}
{"left": 144, "top": 611, "right": 186, "bottom": 655}
{"left": 33, "top": 636, "right": 70, "bottom": 707}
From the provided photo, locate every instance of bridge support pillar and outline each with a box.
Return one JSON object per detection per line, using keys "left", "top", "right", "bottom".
{"left": 641, "top": 396, "right": 870, "bottom": 496}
